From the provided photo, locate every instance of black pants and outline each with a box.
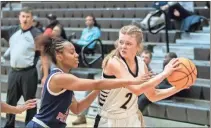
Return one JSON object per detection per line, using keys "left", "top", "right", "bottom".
{"left": 168, "top": 3, "right": 192, "bottom": 21}
{"left": 4, "top": 67, "right": 38, "bottom": 128}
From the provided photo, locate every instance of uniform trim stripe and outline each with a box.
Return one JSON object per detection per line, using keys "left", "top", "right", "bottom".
{"left": 99, "top": 97, "right": 105, "bottom": 102}
{"left": 100, "top": 93, "right": 107, "bottom": 98}
{"left": 101, "top": 90, "right": 109, "bottom": 94}
{"left": 99, "top": 101, "right": 104, "bottom": 106}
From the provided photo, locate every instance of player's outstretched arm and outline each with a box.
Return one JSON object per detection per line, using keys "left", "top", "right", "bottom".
{"left": 106, "top": 58, "right": 181, "bottom": 96}
{"left": 144, "top": 86, "right": 186, "bottom": 102}
{"left": 50, "top": 73, "right": 142, "bottom": 91}
{"left": 69, "top": 90, "right": 99, "bottom": 115}
{"left": 1, "top": 99, "right": 37, "bottom": 114}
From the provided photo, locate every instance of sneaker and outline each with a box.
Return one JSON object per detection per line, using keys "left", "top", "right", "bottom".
{"left": 72, "top": 115, "right": 87, "bottom": 125}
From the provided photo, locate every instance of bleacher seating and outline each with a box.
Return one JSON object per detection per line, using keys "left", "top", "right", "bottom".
{"left": 1, "top": 1, "right": 210, "bottom": 127}
{"left": 2, "top": 7, "right": 210, "bottom": 19}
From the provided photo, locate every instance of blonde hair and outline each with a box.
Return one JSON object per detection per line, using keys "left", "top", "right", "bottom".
{"left": 102, "top": 25, "right": 144, "bottom": 68}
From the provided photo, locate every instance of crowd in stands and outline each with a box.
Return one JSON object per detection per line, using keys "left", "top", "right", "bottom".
{"left": 134, "top": 1, "right": 208, "bottom": 32}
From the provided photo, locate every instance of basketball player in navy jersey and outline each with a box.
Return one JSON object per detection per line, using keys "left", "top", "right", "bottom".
{"left": 94, "top": 25, "right": 190, "bottom": 127}
{"left": 26, "top": 36, "right": 151, "bottom": 128}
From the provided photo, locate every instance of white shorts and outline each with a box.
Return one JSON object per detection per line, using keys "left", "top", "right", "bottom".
{"left": 94, "top": 111, "right": 145, "bottom": 127}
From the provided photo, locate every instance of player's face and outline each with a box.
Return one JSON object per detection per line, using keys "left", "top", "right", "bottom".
{"left": 164, "top": 54, "right": 171, "bottom": 64}
{"left": 163, "top": 54, "right": 172, "bottom": 68}
{"left": 52, "top": 26, "right": 62, "bottom": 38}
{"left": 85, "top": 16, "right": 94, "bottom": 27}
{"left": 19, "top": 12, "right": 33, "bottom": 30}
{"left": 141, "top": 53, "right": 151, "bottom": 65}
{"left": 57, "top": 42, "right": 79, "bottom": 69}
{"left": 118, "top": 33, "right": 138, "bottom": 59}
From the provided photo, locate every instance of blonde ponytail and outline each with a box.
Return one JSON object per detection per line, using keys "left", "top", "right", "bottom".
{"left": 102, "top": 40, "right": 120, "bottom": 68}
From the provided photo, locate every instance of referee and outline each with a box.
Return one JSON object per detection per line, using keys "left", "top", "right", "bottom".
{"left": 1, "top": 7, "right": 49, "bottom": 127}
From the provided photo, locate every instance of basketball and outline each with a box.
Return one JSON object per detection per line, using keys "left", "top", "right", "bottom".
{"left": 167, "top": 57, "right": 197, "bottom": 89}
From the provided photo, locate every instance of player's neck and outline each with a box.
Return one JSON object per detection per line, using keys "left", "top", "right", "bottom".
{"left": 124, "top": 57, "right": 136, "bottom": 67}
{"left": 56, "top": 63, "right": 69, "bottom": 73}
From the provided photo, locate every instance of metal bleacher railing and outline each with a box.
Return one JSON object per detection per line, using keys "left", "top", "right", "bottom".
{"left": 148, "top": 9, "right": 170, "bottom": 53}
{"left": 81, "top": 39, "right": 104, "bottom": 67}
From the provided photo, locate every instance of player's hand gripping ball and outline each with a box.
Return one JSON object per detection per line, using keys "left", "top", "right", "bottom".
{"left": 167, "top": 57, "right": 197, "bottom": 89}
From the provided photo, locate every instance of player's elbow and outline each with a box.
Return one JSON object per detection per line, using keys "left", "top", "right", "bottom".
{"left": 148, "top": 97, "right": 158, "bottom": 102}
{"left": 145, "top": 92, "right": 158, "bottom": 102}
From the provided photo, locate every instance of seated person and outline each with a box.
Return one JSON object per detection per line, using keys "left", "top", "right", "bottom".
{"left": 139, "top": 2, "right": 194, "bottom": 30}
{"left": 33, "top": 16, "right": 44, "bottom": 33}
{"left": 73, "top": 15, "right": 101, "bottom": 54}
{"left": 141, "top": 49, "right": 153, "bottom": 72}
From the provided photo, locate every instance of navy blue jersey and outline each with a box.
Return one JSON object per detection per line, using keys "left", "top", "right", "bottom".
{"left": 35, "top": 68, "right": 73, "bottom": 128}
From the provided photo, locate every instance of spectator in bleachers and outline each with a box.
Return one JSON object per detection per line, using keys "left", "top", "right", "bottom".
{"left": 138, "top": 50, "right": 153, "bottom": 113}
{"left": 140, "top": 2, "right": 192, "bottom": 30}
{"left": 43, "top": 14, "right": 67, "bottom": 40}
{"left": 1, "top": 7, "right": 50, "bottom": 127}
{"left": 44, "top": 13, "right": 59, "bottom": 37}
{"left": 141, "top": 49, "right": 152, "bottom": 72}
{"left": 159, "top": 52, "right": 178, "bottom": 89}
{"left": 51, "top": 24, "right": 67, "bottom": 39}
{"left": 33, "top": 16, "right": 44, "bottom": 33}
{"left": 138, "top": 52, "right": 178, "bottom": 113}
{"left": 73, "top": 15, "right": 101, "bottom": 54}
{"left": 139, "top": 1, "right": 206, "bottom": 32}
{"left": 46, "top": 13, "right": 57, "bottom": 25}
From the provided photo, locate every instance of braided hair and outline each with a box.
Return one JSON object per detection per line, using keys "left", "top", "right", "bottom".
{"left": 36, "top": 35, "right": 70, "bottom": 64}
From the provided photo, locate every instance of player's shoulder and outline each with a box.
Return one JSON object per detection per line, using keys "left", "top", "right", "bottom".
{"left": 107, "top": 56, "right": 123, "bottom": 67}
{"left": 104, "top": 56, "right": 125, "bottom": 74}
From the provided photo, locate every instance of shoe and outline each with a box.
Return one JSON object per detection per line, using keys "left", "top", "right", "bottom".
{"left": 72, "top": 115, "right": 87, "bottom": 125}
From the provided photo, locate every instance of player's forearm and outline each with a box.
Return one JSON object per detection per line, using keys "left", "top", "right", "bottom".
{"left": 147, "top": 87, "right": 181, "bottom": 102}
{"left": 95, "top": 79, "right": 140, "bottom": 90}
{"left": 1, "top": 102, "right": 19, "bottom": 114}
{"left": 77, "top": 91, "right": 99, "bottom": 113}
{"left": 135, "top": 72, "right": 168, "bottom": 95}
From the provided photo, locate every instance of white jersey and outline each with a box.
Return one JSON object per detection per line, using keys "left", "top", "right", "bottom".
{"left": 97, "top": 56, "right": 146, "bottom": 119}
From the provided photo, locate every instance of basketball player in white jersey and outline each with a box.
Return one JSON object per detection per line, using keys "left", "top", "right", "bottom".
{"left": 94, "top": 25, "right": 189, "bottom": 127}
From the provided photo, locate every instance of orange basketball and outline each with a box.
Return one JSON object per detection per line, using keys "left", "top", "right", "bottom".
{"left": 167, "top": 57, "right": 197, "bottom": 88}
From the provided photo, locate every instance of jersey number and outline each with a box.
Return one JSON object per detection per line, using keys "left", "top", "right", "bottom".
{"left": 120, "top": 93, "right": 132, "bottom": 109}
